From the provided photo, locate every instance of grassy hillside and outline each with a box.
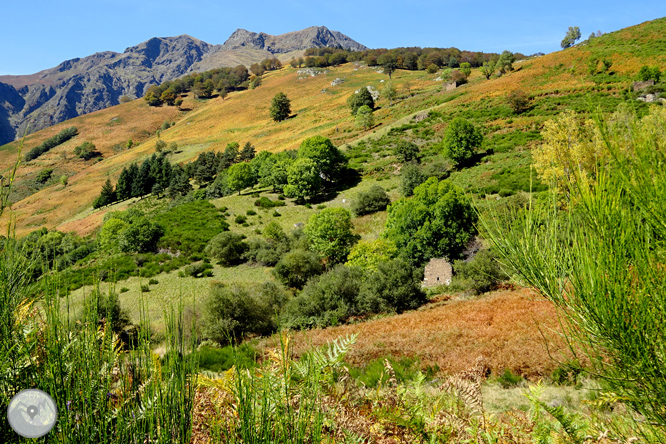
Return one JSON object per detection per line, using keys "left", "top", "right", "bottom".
{"left": 4, "top": 18, "right": 664, "bottom": 237}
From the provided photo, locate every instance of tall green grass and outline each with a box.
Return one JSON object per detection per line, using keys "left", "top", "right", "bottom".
{"left": 0, "top": 144, "right": 199, "bottom": 443}
{"left": 481, "top": 107, "right": 666, "bottom": 442}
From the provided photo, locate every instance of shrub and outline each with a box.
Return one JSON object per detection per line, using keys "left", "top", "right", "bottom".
{"left": 92, "top": 290, "right": 131, "bottom": 333}
{"left": 506, "top": 90, "right": 531, "bottom": 114}
{"left": 197, "top": 343, "right": 257, "bottom": 372}
{"left": 184, "top": 262, "right": 214, "bottom": 278}
{"left": 36, "top": 168, "right": 53, "bottom": 184}
{"left": 235, "top": 215, "right": 247, "bottom": 224}
{"left": 272, "top": 210, "right": 281, "bottom": 217}
{"left": 205, "top": 232, "right": 247, "bottom": 266}
{"left": 273, "top": 249, "right": 323, "bottom": 289}
{"left": 453, "top": 249, "right": 508, "bottom": 295}
{"left": 284, "top": 265, "right": 366, "bottom": 328}
{"left": 496, "top": 369, "right": 524, "bottom": 388}
{"left": 203, "top": 283, "right": 277, "bottom": 344}
{"left": 246, "top": 209, "right": 257, "bottom": 216}
{"left": 140, "top": 285, "right": 150, "bottom": 293}
{"left": 351, "top": 185, "right": 390, "bottom": 216}
{"left": 120, "top": 287, "right": 129, "bottom": 293}
{"left": 400, "top": 163, "right": 426, "bottom": 197}
{"left": 148, "top": 278, "right": 158, "bottom": 285}
{"left": 243, "top": 237, "right": 289, "bottom": 266}
{"left": 361, "top": 258, "right": 428, "bottom": 314}
{"left": 393, "top": 140, "right": 421, "bottom": 163}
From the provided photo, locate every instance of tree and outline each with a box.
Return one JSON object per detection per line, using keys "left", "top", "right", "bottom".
{"left": 283, "top": 158, "right": 322, "bottom": 202}
{"left": 175, "top": 98, "right": 184, "bottom": 109}
{"left": 220, "top": 142, "right": 240, "bottom": 171}
{"left": 298, "top": 135, "right": 347, "bottom": 180}
{"left": 117, "top": 217, "right": 164, "bottom": 253}
{"left": 160, "top": 89, "right": 176, "bottom": 106}
{"left": 496, "top": 51, "right": 515, "bottom": 75}
{"left": 506, "top": 89, "right": 530, "bottom": 114}
{"left": 393, "top": 140, "right": 420, "bottom": 163}
{"left": 144, "top": 91, "right": 161, "bottom": 106}
{"left": 345, "top": 238, "right": 397, "bottom": 271}
{"left": 383, "top": 177, "right": 477, "bottom": 266}
{"left": 400, "top": 163, "right": 426, "bottom": 197}
{"left": 269, "top": 92, "right": 291, "bottom": 122}
{"left": 305, "top": 207, "right": 359, "bottom": 265}
{"left": 459, "top": 62, "right": 472, "bottom": 78}
{"left": 227, "top": 162, "right": 257, "bottom": 195}
{"left": 59, "top": 175, "right": 68, "bottom": 187}
{"left": 239, "top": 142, "right": 256, "bottom": 162}
{"left": 480, "top": 61, "right": 495, "bottom": 80}
{"left": 441, "top": 117, "right": 484, "bottom": 168}
{"left": 116, "top": 167, "right": 132, "bottom": 201}
{"left": 561, "top": 26, "right": 582, "bottom": 49}
{"left": 347, "top": 87, "right": 374, "bottom": 115}
{"left": 93, "top": 178, "right": 117, "bottom": 209}
{"left": 356, "top": 105, "right": 374, "bottom": 130}
{"left": 378, "top": 53, "right": 398, "bottom": 79}
{"left": 381, "top": 81, "right": 397, "bottom": 106}
{"left": 637, "top": 65, "right": 661, "bottom": 82}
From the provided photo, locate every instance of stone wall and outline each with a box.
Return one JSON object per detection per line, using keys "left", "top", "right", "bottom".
{"left": 423, "top": 258, "right": 453, "bottom": 287}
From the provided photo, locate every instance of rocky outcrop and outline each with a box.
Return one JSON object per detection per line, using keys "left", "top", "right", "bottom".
{"left": 221, "top": 26, "right": 366, "bottom": 53}
{"left": 0, "top": 27, "right": 366, "bottom": 145}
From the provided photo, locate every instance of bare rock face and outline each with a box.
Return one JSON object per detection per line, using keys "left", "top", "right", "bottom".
{"left": 0, "top": 27, "right": 366, "bottom": 145}
{"left": 221, "top": 26, "right": 366, "bottom": 53}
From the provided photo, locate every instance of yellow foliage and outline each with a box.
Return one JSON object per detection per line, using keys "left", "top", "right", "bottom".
{"left": 532, "top": 109, "right": 604, "bottom": 191}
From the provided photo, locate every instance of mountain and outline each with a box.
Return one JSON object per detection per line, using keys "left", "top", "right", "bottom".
{"left": 0, "top": 27, "right": 366, "bottom": 145}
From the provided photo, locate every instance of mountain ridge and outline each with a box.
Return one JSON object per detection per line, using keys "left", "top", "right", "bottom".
{"left": 0, "top": 27, "right": 366, "bottom": 145}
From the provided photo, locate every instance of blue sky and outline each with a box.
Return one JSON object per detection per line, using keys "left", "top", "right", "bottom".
{"left": 1, "top": 0, "right": 665, "bottom": 75}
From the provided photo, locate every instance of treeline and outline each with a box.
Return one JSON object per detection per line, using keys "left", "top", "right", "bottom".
{"left": 288, "top": 46, "right": 530, "bottom": 70}
{"left": 250, "top": 57, "right": 283, "bottom": 76}
{"left": 93, "top": 153, "right": 176, "bottom": 208}
{"left": 93, "top": 135, "right": 349, "bottom": 209}
{"left": 25, "top": 126, "right": 78, "bottom": 161}
{"left": 144, "top": 65, "right": 252, "bottom": 106}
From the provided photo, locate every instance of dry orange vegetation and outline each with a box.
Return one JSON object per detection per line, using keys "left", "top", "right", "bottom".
{"left": 285, "top": 288, "right": 573, "bottom": 378}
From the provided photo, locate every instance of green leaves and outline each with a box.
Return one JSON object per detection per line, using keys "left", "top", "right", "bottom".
{"left": 269, "top": 91, "right": 291, "bottom": 122}
{"left": 384, "top": 177, "right": 477, "bottom": 266}
{"left": 441, "top": 117, "right": 483, "bottom": 168}
{"left": 305, "top": 207, "right": 358, "bottom": 265}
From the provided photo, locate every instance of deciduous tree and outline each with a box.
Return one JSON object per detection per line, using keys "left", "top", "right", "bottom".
{"left": 269, "top": 92, "right": 291, "bottom": 122}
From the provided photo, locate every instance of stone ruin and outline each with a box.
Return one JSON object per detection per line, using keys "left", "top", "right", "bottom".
{"left": 422, "top": 258, "right": 453, "bottom": 287}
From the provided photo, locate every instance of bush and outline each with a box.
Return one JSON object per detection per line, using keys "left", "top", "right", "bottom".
{"left": 120, "top": 287, "right": 129, "bottom": 293}
{"left": 205, "top": 232, "right": 247, "bottom": 266}
{"left": 92, "top": 290, "right": 131, "bottom": 333}
{"left": 351, "top": 185, "right": 390, "bottom": 216}
{"left": 272, "top": 210, "right": 281, "bottom": 217}
{"left": 496, "top": 369, "right": 524, "bottom": 388}
{"left": 246, "top": 209, "right": 257, "bottom": 216}
{"left": 197, "top": 343, "right": 257, "bottom": 372}
{"left": 453, "top": 249, "right": 507, "bottom": 295}
{"left": 284, "top": 265, "right": 366, "bottom": 328}
{"left": 243, "top": 237, "right": 290, "bottom": 266}
{"left": 184, "top": 262, "right": 214, "bottom": 278}
{"left": 140, "top": 285, "right": 150, "bottom": 293}
{"left": 148, "top": 278, "right": 158, "bottom": 285}
{"left": 400, "top": 163, "right": 426, "bottom": 197}
{"left": 361, "top": 258, "right": 427, "bottom": 314}
{"left": 235, "top": 215, "right": 247, "bottom": 224}
{"left": 273, "top": 249, "right": 323, "bottom": 289}
{"left": 203, "top": 283, "right": 278, "bottom": 344}
{"left": 506, "top": 90, "right": 530, "bottom": 114}
{"left": 393, "top": 140, "right": 421, "bottom": 163}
